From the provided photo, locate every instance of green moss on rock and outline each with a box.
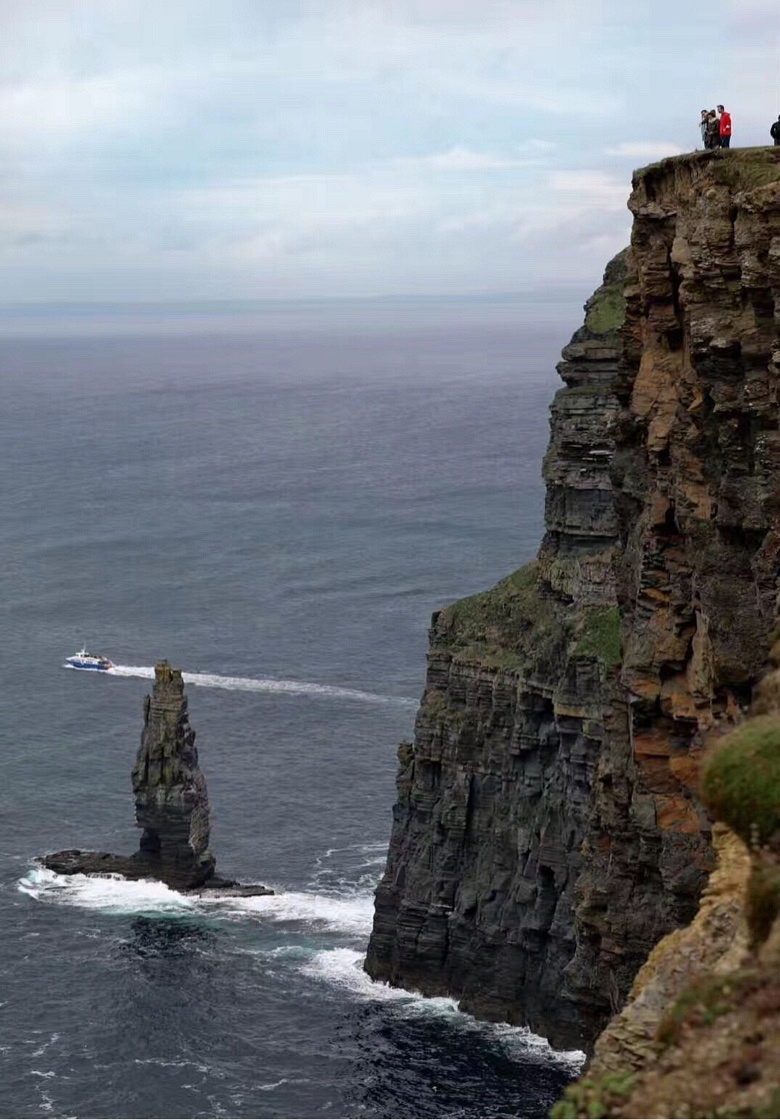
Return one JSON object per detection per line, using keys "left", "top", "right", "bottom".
{"left": 572, "top": 607, "right": 622, "bottom": 667}
{"left": 585, "top": 286, "right": 626, "bottom": 336}
{"left": 437, "top": 561, "right": 563, "bottom": 672}
{"left": 700, "top": 716, "right": 780, "bottom": 846}
{"left": 655, "top": 971, "right": 767, "bottom": 1060}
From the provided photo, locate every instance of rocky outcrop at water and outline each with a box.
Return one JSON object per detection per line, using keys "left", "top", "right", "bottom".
{"left": 42, "top": 661, "right": 272, "bottom": 896}
{"left": 365, "top": 148, "right": 780, "bottom": 1058}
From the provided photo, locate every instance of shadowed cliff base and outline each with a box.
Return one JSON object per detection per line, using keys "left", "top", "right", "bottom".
{"left": 41, "top": 661, "right": 272, "bottom": 897}
{"left": 365, "top": 146, "right": 780, "bottom": 1059}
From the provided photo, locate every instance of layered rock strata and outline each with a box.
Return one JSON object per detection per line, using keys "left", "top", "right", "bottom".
{"left": 366, "top": 148, "right": 780, "bottom": 1053}
{"left": 554, "top": 657, "right": 780, "bottom": 1118}
{"left": 43, "top": 661, "right": 271, "bottom": 895}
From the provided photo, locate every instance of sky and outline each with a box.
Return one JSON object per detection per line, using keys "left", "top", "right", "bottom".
{"left": 1, "top": 0, "right": 779, "bottom": 306}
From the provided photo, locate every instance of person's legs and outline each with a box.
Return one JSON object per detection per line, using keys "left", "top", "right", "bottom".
{"left": 720, "top": 136, "right": 730, "bottom": 148}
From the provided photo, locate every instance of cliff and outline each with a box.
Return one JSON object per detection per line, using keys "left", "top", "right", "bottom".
{"left": 365, "top": 148, "right": 780, "bottom": 1057}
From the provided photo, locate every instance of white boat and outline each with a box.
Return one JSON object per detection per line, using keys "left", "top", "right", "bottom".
{"left": 65, "top": 648, "right": 113, "bottom": 671}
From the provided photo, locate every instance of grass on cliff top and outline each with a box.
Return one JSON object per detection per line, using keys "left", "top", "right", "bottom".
{"left": 436, "top": 561, "right": 561, "bottom": 671}
{"left": 635, "top": 147, "right": 780, "bottom": 191}
{"left": 700, "top": 715, "right": 780, "bottom": 847}
{"left": 710, "top": 148, "right": 780, "bottom": 191}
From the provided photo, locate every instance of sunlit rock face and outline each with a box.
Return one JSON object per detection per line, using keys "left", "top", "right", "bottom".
{"left": 366, "top": 148, "right": 780, "bottom": 1052}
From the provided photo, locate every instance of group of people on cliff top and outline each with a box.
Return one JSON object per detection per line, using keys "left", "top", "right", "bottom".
{"left": 699, "top": 105, "right": 732, "bottom": 149}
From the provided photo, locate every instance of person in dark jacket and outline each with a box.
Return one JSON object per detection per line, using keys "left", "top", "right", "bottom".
{"left": 705, "top": 110, "right": 720, "bottom": 149}
{"left": 699, "top": 109, "right": 709, "bottom": 148}
{"left": 771, "top": 116, "right": 780, "bottom": 145}
{"left": 717, "top": 105, "right": 732, "bottom": 148}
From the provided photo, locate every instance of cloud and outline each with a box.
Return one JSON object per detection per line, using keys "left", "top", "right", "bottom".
{"left": 393, "top": 146, "right": 542, "bottom": 171}
{"left": 605, "top": 141, "right": 685, "bottom": 160}
{"left": 0, "top": 0, "right": 777, "bottom": 303}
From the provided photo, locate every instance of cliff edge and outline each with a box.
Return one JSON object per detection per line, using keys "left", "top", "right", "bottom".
{"left": 365, "top": 147, "right": 780, "bottom": 1057}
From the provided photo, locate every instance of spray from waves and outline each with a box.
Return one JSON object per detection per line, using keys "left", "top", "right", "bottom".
{"left": 19, "top": 869, "right": 584, "bottom": 1071}
{"left": 19, "top": 867, "right": 374, "bottom": 935}
{"left": 19, "top": 867, "right": 197, "bottom": 914}
{"left": 99, "top": 664, "right": 417, "bottom": 707}
{"left": 303, "top": 948, "right": 586, "bottom": 1070}
{"left": 204, "top": 889, "right": 375, "bottom": 936}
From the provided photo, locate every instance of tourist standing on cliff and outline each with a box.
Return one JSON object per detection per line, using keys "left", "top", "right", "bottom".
{"left": 771, "top": 116, "right": 780, "bottom": 145}
{"left": 699, "top": 109, "right": 709, "bottom": 147}
{"left": 718, "top": 105, "right": 732, "bottom": 147}
{"left": 705, "top": 111, "right": 720, "bottom": 149}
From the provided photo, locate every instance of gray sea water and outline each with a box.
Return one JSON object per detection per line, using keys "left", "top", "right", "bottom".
{"left": 0, "top": 306, "right": 584, "bottom": 1119}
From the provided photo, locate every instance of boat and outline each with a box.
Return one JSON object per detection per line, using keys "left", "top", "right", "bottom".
{"left": 65, "top": 648, "right": 113, "bottom": 671}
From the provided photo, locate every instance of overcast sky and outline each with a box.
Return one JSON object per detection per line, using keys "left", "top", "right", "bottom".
{"left": 2, "top": 0, "right": 778, "bottom": 304}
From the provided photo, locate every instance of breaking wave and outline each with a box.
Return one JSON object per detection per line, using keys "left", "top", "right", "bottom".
{"left": 18, "top": 868, "right": 585, "bottom": 1070}
{"left": 18, "top": 867, "right": 373, "bottom": 935}
{"left": 304, "top": 948, "right": 586, "bottom": 1069}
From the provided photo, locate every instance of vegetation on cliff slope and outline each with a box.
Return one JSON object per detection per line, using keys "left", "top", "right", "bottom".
{"left": 435, "top": 561, "right": 563, "bottom": 671}
{"left": 571, "top": 607, "right": 622, "bottom": 667}
{"left": 701, "top": 717, "right": 780, "bottom": 847}
{"left": 553, "top": 712, "right": 780, "bottom": 1119}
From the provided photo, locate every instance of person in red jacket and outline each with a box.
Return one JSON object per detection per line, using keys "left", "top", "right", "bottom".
{"left": 718, "top": 105, "right": 732, "bottom": 148}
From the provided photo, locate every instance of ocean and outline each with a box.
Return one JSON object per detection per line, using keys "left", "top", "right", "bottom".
{"left": 0, "top": 304, "right": 585, "bottom": 1119}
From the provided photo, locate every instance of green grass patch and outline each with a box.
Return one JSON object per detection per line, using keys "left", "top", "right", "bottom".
{"left": 437, "top": 561, "right": 563, "bottom": 672}
{"left": 551, "top": 1071, "right": 636, "bottom": 1119}
{"left": 584, "top": 285, "right": 626, "bottom": 336}
{"left": 657, "top": 972, "right": 757, "bottom": 1049}
{"left": 700, "top": 716, "right": 780, "bottom": 846}
{"left": 572, "top": 607, "right": 622, "bottom": 667}
{"left": 710, "top": 149, "right": 780, "bottom": 192}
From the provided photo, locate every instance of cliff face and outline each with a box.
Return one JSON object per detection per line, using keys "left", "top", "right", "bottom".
{"left": 365, "top": 148, "right": 780, "bottom": 1053}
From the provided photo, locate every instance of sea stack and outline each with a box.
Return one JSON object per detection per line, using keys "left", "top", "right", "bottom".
{"left": 42, "top": 661, "right": 271, "bottom": 895}
{"left": 131, "top": 660, "right": 216, "bottom": 889}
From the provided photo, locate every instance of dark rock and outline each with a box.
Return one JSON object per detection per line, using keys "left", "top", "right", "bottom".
{"left": 130, "top": 660, "right": 215, "bottom": 890}
{"left": 41, "top": 661, "right": 272, "bottom": 896}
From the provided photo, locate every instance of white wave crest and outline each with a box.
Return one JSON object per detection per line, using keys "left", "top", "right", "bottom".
{"left": 209, "top": 889, "right": 375, "bottom": 936}
{"left": 19, "top": 868, "right": 374, "bottom": 935}
{"left": 303, "top": 946, "right": 459, "bottom": 1008}
{"left": 106, "top": 664, "right": 416, "bottom": 706}
{"left": 304, "top": 949, "right": 586, "bottom": 1068}
{"left": 18, "top": 867, "right": 197, "bottom": 914}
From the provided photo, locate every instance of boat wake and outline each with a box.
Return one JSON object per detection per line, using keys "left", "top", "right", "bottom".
{"left": 101, "top": 664, "right": 417, "bottom": 707}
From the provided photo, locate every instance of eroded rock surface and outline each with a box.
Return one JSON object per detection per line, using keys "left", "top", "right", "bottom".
{"left": 366, "top": 148, "right": 780, "bottom": 1053}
